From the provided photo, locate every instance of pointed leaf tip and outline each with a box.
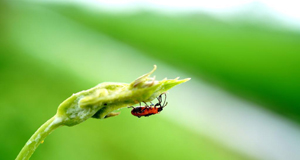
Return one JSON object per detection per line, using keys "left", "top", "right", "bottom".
{"left": 182, "top": 78, "right": 191, "bottom": 82}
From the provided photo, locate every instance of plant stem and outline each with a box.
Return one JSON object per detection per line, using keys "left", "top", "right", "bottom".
{"left": 16, "top": 115, "right": 63, "bottom": 160}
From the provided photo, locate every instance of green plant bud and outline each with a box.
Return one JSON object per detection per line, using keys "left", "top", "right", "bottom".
{"left": 56, "top": 65, "right": 190, "bottom": 126}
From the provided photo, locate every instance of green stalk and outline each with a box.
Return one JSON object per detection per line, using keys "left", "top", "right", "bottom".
{"left": 16, "top": 116, "right": 63, "bottom": 160}
{"left": 16, "top": 65, "right": 190, "bottom": 160}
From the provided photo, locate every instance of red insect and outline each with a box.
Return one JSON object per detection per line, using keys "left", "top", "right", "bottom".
{"left": 130, "top": 93, "right": 168, "bottom": 118}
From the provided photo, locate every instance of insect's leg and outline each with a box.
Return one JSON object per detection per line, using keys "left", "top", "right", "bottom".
{"left": 128, "top": 106, "right": 134, "bottom": 109}
{"left": 143, "top": 101, "right": 149, "bottom": 107}
{"left": 141, "top": 101, "right": 149, "bottom": 112}
{"left": 157, "top": 94, "right": 162, "bottom": 103}
{"left": 150, "top": 101, "right": 154, "bottom": 106}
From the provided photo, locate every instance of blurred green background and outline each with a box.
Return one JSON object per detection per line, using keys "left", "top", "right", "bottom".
{"left": 1, "top": 1, "right": 300, "bottom": 160}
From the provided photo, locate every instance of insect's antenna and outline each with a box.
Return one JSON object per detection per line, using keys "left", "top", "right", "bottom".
{"left": 164, "top": 102, "right": 168, "bottom": 108}
{"left": 163, "top": 93, "right": 168, "bottom": 108}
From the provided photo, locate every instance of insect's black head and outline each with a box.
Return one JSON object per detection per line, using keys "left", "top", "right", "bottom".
{"left": 157, "top": 107, "right": 163, "bottom": 112}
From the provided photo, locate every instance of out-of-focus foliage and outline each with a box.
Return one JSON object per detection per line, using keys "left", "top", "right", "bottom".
{"left": 48, "top": 4, "right": 300, "bottom": 123}
{"left": 0, "top": 2, "right": 254, "bottom": 160}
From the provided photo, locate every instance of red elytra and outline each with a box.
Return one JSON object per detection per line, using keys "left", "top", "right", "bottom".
{"left": 130, "top": 93, "right": 168, "bottom": 118}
